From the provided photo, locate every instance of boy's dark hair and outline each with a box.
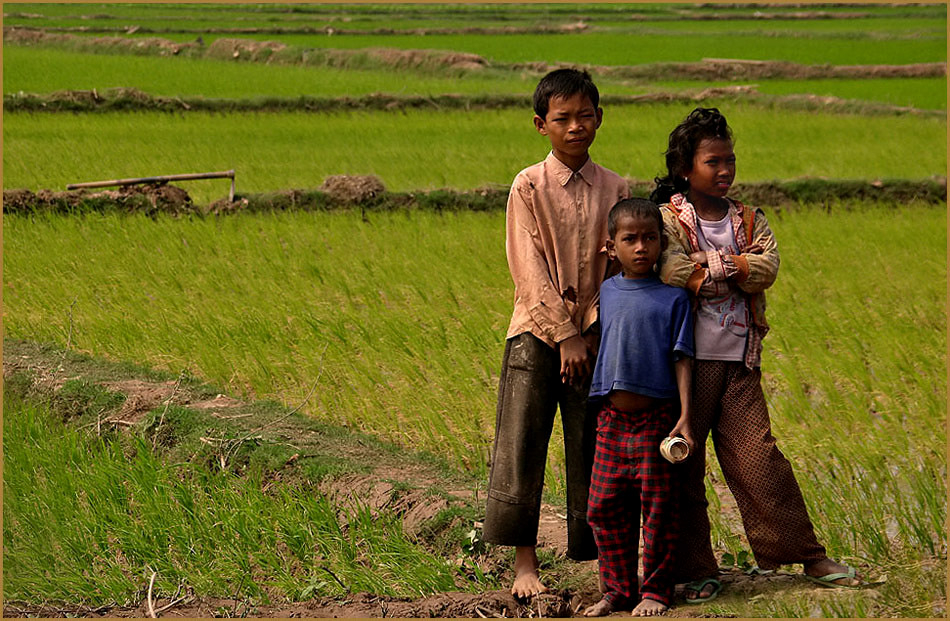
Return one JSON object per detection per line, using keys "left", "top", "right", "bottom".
{"left": 533, "top": 68, "right": 600, "bottom": 119}
{"left": 608, "top": 198, "right": 663, "bottom": 239}
{"left": 650, "top": 107, "right": 733, "bottom": 204}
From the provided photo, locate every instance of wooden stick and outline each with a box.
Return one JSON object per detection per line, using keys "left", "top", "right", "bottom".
{"left": 147, "top": 571, "right": 157, "bottom": 618}
{"left": 152, "top": 371, "right": 186, "bottom": 450}
{"left": 154, "top": 595, "right": 192, "bottom": 615}
{"left": 54, "top": 298, "right": 78, "bottom": 376}
{"left": 67, "top": 170, "right": 234, "bottom": 190}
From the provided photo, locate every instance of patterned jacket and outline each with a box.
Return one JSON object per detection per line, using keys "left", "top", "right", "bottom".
{"left": 659, "top": 193, "right": 780, "bottom": 369}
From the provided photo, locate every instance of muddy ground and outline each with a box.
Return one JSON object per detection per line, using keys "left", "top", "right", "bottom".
{"left": 3, "top": 568, "right": 811, "bottom": 619}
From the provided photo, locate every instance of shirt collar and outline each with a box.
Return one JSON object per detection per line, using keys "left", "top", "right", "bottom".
{"left": 612, "top": 273, "right": 662, "bottom": 289}
{"left": 546, "top": 151, "right": 595, "bottom": 187}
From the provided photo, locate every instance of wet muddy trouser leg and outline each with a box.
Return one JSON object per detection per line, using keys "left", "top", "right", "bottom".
{"left": 482, "top": 333, "right": 598, "bottom": 561}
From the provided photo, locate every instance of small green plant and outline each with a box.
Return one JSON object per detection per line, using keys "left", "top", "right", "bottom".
{"left": 452, "top": 523, "right": 499, "bottom": 587}
{"left": 461, "top": 526, "right": 483, "bottom": 557}
{"left": 720, "top": 549, "right": 755, "bottom": 572}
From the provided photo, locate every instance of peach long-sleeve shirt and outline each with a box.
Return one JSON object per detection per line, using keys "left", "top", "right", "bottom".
{"left": 505, "top": 152, "right": 630, "bottom": 347}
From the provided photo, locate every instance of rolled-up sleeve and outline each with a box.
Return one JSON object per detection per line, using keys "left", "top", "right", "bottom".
{"left": 660, "top": 207, "right": 706, "bottom": 295}
{"left": 735, "top": 209, "right": 779, "bottom": 293}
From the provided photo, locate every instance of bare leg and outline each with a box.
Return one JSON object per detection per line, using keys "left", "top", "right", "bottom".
{"left": 511, "top": 546, "right": 548, "bottom": 598}
{"left": 631, "top": 598, "right": 668, "bottom": 617}
{"left": 584, "top": 598, "right": 615, "bottom": 617}
{"left": 805, "top": 557, "right": 861, "bottom": 586}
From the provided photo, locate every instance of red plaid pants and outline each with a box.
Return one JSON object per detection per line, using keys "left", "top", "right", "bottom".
{"left": 587, "top": 400, "right": 678, "bottom": 609}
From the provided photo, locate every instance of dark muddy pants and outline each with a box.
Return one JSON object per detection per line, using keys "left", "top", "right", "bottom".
{"left": 482, "top": 332, "right": 598, "bottom": 561}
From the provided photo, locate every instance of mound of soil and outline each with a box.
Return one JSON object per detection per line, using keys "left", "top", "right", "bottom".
{"left": 3, "top": 183, "right": 195, "bottom": 215}
{"left": 365, "top": 47, "right": 487, "bottom": 71}
{"left": 4, "top": 26, "right": 196, "bottom": 56}
{"left": 206, "top": 37, "right": 287, "bottom": 61}
{"left": 319, "top": 174, "right": 386, "bottom": 203}
{"left": 601, "top": 58, "right": 947, "bottom": 81}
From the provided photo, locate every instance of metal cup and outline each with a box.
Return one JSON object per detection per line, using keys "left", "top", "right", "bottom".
{"left": 660, "top": 436, "right": 689, "bottom": 463}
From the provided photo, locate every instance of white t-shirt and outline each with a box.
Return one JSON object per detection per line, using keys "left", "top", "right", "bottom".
{"left": 694, "top": 213, "right": 748, "bottom": 361}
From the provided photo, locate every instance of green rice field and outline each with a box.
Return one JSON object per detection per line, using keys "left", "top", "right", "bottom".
{"left": 3, "top": 3, "right": 946, "bottom": 617}
{"left": 4, "top": 107, "right": 945, "bottom": 204}
{"left": 5, "top": 47, "right": 946, "bottom": 111}
{"left": 3, "top": 392, "right": 460, "bottom": 603}
{"left": 3, "top": 205, "right": 946, "bottom": 604}
{"left": 200, "top": 31, "right": 944, "bottom": 66}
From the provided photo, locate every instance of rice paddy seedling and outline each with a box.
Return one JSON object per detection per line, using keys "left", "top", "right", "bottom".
{"left": 177, "top": 30, "right": 945, "bottom": 66}
{"left": 2, "top": 390, "right": 462, "bottom": 604}
{"left": 8, "top": 47, "right": 946, "bottom": 113}
{"left": 9, "top": 2, "right": 943, "bottom": 67}
{"left": 4, "top": 205, "right": 945, "bottom": 574}
{"left": 752, "top": 77, "right": 947, "bottom": 111}
{"left": 654, "top": 77, "right": 947, "bottom": 111}
{"left": 1, "top": 46, "right": 643, "bottom": 100}
{"left": 9, "top": 2, "right": 941, "bottom": 28}
{"left": 3, "top": 210, "right": 513, "bottom": 473}
{"left": 752, "top": 205, "right": 947, "bottom": 565}
{"left": 595, "top": 16, "right": 947, "bottom": 37}
{"left": 4, "top": 105, "right": 945, "bottom": 204}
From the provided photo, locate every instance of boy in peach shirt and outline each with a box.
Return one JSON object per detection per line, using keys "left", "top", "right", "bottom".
{"left": 482, "top": 68, "right": 629, "bottom": 598}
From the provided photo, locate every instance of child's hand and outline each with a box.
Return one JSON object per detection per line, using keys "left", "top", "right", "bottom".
{"left": 689, "top": 251, "right": 708, "bottom": 266}
{"left": 669, "top": 418, "right": 695, "bottom": 453}
{"left": 582, "top": 330, "right": 600, "bottom": 358}
{"left": 559, "top": 334, "right": 591, "bottom": 387}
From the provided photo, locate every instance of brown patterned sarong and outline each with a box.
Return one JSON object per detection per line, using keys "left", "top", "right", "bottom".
{"left": 675, "top": 360, "right": 826, "bottom": 581}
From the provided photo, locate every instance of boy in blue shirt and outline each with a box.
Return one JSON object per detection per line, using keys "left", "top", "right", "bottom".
{"left": 584, "top": 198, "right": 695, "bottom": 617}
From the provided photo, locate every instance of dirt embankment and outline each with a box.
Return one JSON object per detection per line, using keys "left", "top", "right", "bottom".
{"left": 4, "top": 176, "right": 946, "bottom": 217}
{"left": 11, "top": 22, "right": 593, "bottom": 37}
{"left": 3, "top": 183, "right": 197, "bottom": 216}
{"left": 7, "top": 83, "right": 945, "bottom": 119}
{"left": 5, "top": 27, "right": 945, "bottom": 81}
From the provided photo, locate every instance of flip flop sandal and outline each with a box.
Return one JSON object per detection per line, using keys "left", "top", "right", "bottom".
{"left": 683, "top": 577, "right": 722, "bottom": 604}
{"left": 804, "top": 565, "right": 862, "bottom": 589}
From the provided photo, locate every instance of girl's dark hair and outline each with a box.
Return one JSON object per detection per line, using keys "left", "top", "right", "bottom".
{"left": 608, "top": 198, "right": 662, "bottom": 239}
{"left": 533, "top": 68, "right": 599, "bottom": 119}
{"left": 650, "top": 107, "right": 732, "bottom": 204}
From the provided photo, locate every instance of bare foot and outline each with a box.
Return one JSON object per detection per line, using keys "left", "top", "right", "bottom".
{"left": 584, "top": 598, "right": 615, "bottom": 617}
{"left": 511, "top": 546, "right": 548, "bottom": 598}
{"left": 632, "top": 598, "right": 668, "bottom": 617}
{"left": 804, "top": 557, "right": 861, "bottom": 587}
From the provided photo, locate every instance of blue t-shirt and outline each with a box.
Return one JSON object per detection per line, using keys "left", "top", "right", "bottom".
{"left": 590, "top": 274, "right": 694, "bottom": 401}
